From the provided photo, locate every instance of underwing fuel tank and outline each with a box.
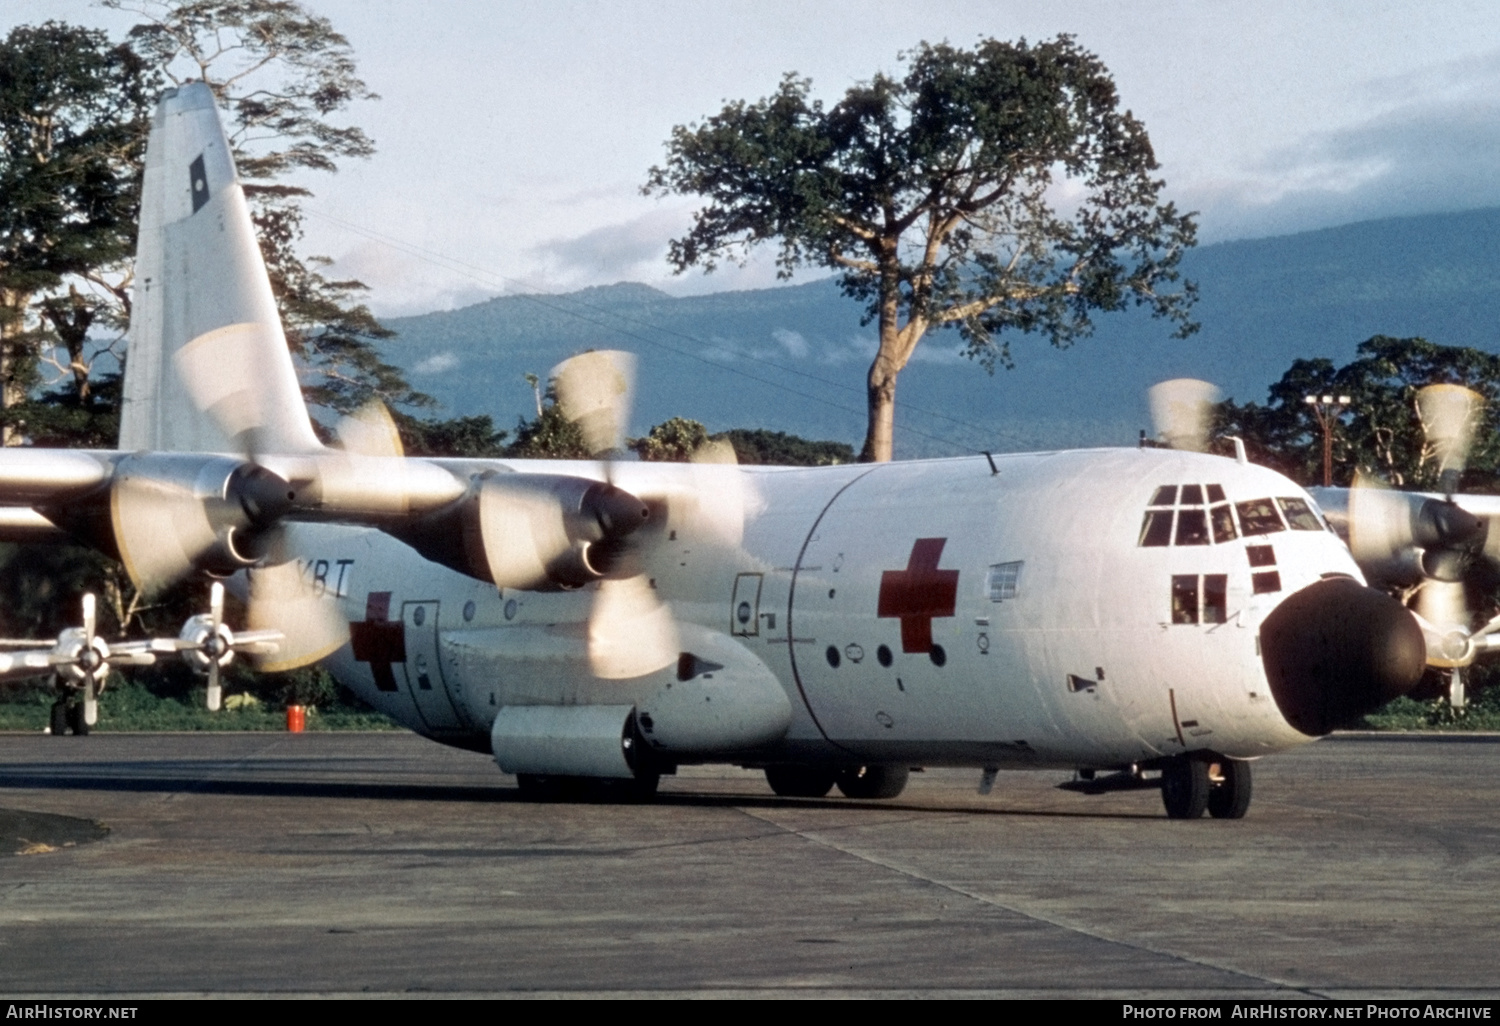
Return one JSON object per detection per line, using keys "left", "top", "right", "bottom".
{"left": 478, "top": 624, "right": 792, "bottom": 777}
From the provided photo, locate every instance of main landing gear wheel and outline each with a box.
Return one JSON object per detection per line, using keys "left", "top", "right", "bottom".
{"left": 835, "top": 765, "right": 910, "bottom": 800}
{"left": 764, "top": 765, "right": 836, "bottom": 798}
{"left": 65, "top": 701, "right": 90, "bottom": 737}
{"left": 1207, "top": 758, "right": 1253, "bottom": 819}
{"left": 1161, "top": 756, "right": 1209, "bottom": 819}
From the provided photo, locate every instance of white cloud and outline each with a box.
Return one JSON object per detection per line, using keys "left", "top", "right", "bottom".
{"left": 1187, "top": 50, "right": 1500, "bottom": 241}
{"left": 772, "top": 328, "right": 808, "bottom": 358}
{"left": 413, "top": 352, "right": 460, "bottom": 374}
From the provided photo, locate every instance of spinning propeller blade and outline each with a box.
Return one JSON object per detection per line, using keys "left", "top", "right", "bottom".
{"left": 1148, "top": 379, "right": 1220, "bottom": 452}
{"left": 1416, "top": 384, "right": 1480, "bottom": 497}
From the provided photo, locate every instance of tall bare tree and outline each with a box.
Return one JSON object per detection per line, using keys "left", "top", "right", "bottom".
{"left": 648, "top": 37, "right": 1198, "bottom": 461}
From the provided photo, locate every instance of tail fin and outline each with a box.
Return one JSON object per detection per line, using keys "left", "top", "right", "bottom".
{"left": 119, "top": 83, "right": 321, "bottom": 456}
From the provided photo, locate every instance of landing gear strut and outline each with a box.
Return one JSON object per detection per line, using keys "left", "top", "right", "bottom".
{"left": 49, "top": 698, "right": 90, "bottom": 737}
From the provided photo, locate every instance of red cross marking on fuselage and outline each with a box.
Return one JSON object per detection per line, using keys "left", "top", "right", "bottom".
{"left": 878, "top": 538, "right": 959, "bottom": 654}
{"left": 349, "top": 591, "right": 405, "bottom": 692}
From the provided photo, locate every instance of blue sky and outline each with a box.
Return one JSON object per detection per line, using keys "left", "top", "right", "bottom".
{"left": 11, "top": 1, "right": 1500, "bottom": 315}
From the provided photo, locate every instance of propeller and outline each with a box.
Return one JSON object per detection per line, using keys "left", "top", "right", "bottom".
{"left": 1148, "top": 379, "right": 1221, "bottom": 452}
{"left": 109, "top": 456, "right": 297, "bottom": 599}
{"left": 1417, "top": 383, "right": 1480, "bottom": 498}
{"left": 1345, "top": 384, "right": 1496, "bottom": 673}
{"left": 546, "top": 350, "right": 749, "bottom": 680}
{"left": 170, "top": 581, "right": 285, "bottom": 709}
{"left": 26, "top": 594, "right": 156, "bottom": 724}
{"left": 546, "top": 351, "right": 677, "bottom": 679}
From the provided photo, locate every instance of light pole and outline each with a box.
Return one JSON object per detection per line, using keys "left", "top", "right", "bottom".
{"left": 1304, "top": 394, "right": 1351, "bottom": 487}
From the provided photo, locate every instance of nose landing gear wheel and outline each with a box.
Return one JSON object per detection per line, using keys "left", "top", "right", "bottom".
{"left": 1207, "top": 758, "right": 1252, "bottom": 819}
{"left": 1161, "top": 756, "right": 1209, "bottom": 819}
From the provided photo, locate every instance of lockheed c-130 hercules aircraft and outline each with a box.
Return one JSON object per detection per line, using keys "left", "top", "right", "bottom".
{"left": 4, "top": 83, "right": 1491, "bottom": 820}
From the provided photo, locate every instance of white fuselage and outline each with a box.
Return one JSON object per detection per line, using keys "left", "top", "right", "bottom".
{"left": 280, "top": 446, "right": 1359, "bottom": 772}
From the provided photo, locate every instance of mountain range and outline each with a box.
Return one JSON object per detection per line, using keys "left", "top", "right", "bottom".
{"left": 380, "top": 207, "right": 1500, "bottom": 458}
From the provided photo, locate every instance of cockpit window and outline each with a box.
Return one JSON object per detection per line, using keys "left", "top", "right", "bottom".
{"left": 1210, "top": 504, "right": 1237, "bottom": 543}
{"left": 1180, "top": 484, "right": 1204, "bottom": 506}
{"left": 1175, "top": 508, "right": 1210, "bottom": 545}
{"left": 1139, "top": 510, "right": 1174, "bottom": 546}
{"left": 1277, "top": 497, "right": 1323, "bottom": 531}
{"left": 1206, "top": 484, "right": 1226, "bottom": 503}
{"left": 1150, "top": 485, "right": 1178, "bottom": 506}
{"left": 1236, "top": 498, "right": 1286, "bottom": 536}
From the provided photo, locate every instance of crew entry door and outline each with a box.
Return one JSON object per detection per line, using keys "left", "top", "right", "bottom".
{"left": 401, "top": 601, "right": 464, "bottom": 730}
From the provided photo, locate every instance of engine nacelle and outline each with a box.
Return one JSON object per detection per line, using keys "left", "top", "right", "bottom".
{"left": 491, "top": 704, "right": 637, "bottom": 778}
{"left": 393, "top": 472, "right": 650, "bottom": 591}
{"left": 44, "top": 452, "right": 294, "bottom": 597}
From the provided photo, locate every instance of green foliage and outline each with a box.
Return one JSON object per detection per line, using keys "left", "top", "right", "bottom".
{"left": 628, "top": 419, "right": 857, "bottom": 465}
{"left": 718, "top": 428, "right": 853, "bottom": 466}
{"left": 0, "top": 21, "right": 156, "bottom": 440}
{"left": 394, "top": 410, "right": 509, "bottom": 459}
{"left": 647, "top": 36, "right": 1196, "bottom": 460}
{"left": 1218, "top": 336, "right": 1500, "bottom": 489}
{"left": 630, "top": 417, "right": 710, "bottom": 462}
{"left": 507, "top": 402, "right": 590, "bottom": 459}
{"left": 2, "top": 371, "right": 122, "bottom": 449}
{"left": 504, "top": 376, "right": 590, "bottom": 459}
{"left": 0, "top": 673, "right": 397, "bottom": 732}
{"left": 1361, "top": 685, "right": 1500, "bottom": 732}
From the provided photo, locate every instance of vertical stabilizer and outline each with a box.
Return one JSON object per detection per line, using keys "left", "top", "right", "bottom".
{"left": 120, "top": 83, "right": 322, "bottom": 455}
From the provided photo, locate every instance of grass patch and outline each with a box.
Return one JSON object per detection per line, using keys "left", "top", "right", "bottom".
{"left": 1358, "top": 694, "right": 1500, "bottom": 732}
{"left": 0, "top": 675, "right": 397, "bottom": 732}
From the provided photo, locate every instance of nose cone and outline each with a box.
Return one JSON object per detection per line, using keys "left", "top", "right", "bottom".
{"left": 1260, "top": 577, "right": 1426, "bottom": 736}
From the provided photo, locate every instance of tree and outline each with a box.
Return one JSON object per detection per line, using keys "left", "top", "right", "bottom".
{"left": 105, "top": 0, "right": 427, "bottom": 415}
{"left": 630, "top": 416, "right": 710, "bottom": 462}
{"left": 394, "top": 411, "right": 509, "bottom": 459}
{"left": 630, "top": 419, "right": 856, "bottom": 465}
{"left": 0, "top": 22, "right": 155, "bottom": 445}
{"left": 1218, "top": 336, "right": 1500, "bottom": 490}
{"left": 647, "top": 36, "right": 1197, "bottom": 462}
{"left": 717, "top": 428, "right": 853, "bottom": 466}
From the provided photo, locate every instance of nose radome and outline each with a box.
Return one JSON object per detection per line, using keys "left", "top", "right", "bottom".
{"left": 1259, "top": 577, "right": 1426, "bottom": 737}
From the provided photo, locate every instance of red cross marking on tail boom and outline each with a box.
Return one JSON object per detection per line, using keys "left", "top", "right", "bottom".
{"left": 878, "top": 538, "right": 959, "bottom": 654}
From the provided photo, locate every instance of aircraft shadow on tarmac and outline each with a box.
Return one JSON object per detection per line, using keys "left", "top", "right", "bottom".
{"left": 0, "top": 760, "right": 1169, "bottom": 819}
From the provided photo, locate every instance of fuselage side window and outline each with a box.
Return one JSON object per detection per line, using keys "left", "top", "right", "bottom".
{"left": 1236, "top": 498, "right": 1286, "bottom": 536}
{"left": 1139, "top": 510, "right": 1174, "bottom": 547}
{"left": 1171, "top": 575, "right": 1199, "bottom": 624}
{"left": 1210, "top": 503, "right": 1237, "bottom": 543}
{"left": 987, "top": 561, "right": 1023, "bottom": 601}
{"left": 1277, "top": 497, "right": 1323, "bottom": 531}
{"left": 1203, "top": 574, "right": 1228, "bottom": 623}
{"left": 1175, "top": 508, "right": 1210, "bottom": 545}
